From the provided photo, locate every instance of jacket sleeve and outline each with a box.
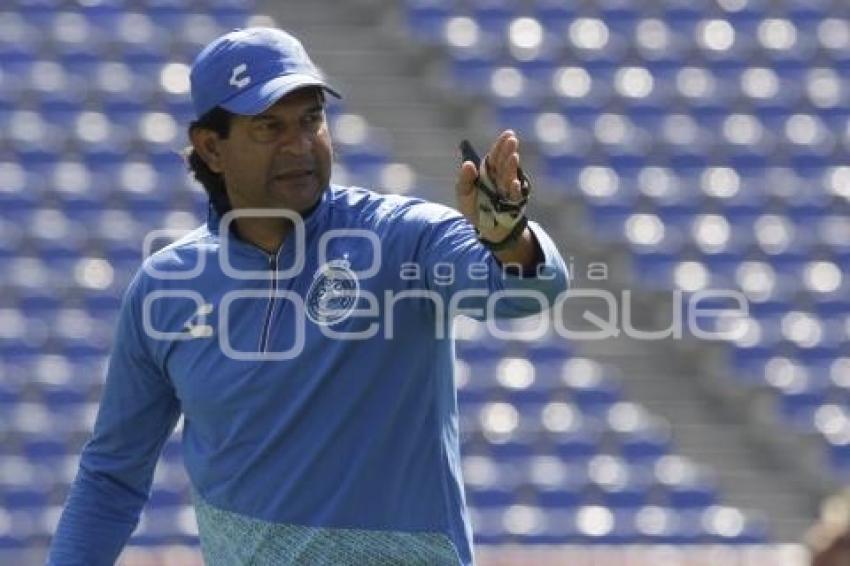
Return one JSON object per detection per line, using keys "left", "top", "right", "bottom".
{"left": 407, "top": 201, "right": 570, "bottom": 319}
{"left": 47, "top": 270, "right": 182, "bottom": 565}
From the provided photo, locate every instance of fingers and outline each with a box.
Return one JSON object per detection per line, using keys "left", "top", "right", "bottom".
{"left": 485, "top": 130, "right": 522, "bottom": 201}
{"left": 507, "top": 151, "right": 521, "bottom": 200}
{"left": 487, "top": 130, "right": 516, "bottom": 176}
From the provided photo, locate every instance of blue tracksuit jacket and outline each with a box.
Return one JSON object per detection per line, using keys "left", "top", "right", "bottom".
{"left": 47, "top": 184, "right": 569, "bottom": 565}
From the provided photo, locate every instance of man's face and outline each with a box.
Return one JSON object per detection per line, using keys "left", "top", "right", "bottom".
{"left": 217, "top": 88, "right": 332, "bottom": 213}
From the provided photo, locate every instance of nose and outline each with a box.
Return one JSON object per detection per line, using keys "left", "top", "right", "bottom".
{"left": 278, "top": 129, "right": 312, "bottom": 157}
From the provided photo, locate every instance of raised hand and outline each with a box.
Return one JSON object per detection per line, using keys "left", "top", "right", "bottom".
{"left": 455, "top": 130, "right": 527, "bottom": 244}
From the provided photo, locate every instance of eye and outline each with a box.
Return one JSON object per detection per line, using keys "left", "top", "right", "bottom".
{"left": 249, "top": 119, "right": 285, "bottom": 142}
{"left": 303, "top": 112, "right": 323, "bottom": 128}
{"left": 255, "top": 120, "right": 282, "bottom": 134}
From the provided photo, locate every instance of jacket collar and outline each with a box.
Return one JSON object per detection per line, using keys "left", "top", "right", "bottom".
{"left": 205, "top": 186, "right": 333, "bottom": 258}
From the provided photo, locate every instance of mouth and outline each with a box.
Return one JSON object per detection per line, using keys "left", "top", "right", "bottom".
{"left": 273, "top": 169, "right": 315, "bottom": 181}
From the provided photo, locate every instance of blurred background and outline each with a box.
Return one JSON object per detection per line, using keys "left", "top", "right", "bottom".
{"left": 2, "top": 0, "right": 850, "bottom": 564}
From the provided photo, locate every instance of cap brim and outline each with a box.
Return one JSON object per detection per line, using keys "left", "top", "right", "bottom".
{"left": 221, "top": 73, "right": 342, "bottom": 116}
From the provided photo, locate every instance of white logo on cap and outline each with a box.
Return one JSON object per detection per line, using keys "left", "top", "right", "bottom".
{"left": 229, "top": 63, "right": 251, "bottom": 89}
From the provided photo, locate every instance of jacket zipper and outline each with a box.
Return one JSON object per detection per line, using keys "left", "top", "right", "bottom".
{"left": 258, "top": 253, "right": 278, "bottom": 353}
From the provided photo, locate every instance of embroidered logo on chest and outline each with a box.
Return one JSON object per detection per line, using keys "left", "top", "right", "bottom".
{"left": 306, "top": 259, "right": 360, "bottom": 326}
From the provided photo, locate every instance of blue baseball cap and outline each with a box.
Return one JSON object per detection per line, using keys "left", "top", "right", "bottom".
{"left": 190, "top": 27, "right": 341, "bottom": 118}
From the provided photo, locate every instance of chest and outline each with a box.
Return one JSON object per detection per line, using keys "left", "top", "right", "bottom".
{"left": 160, "top": 239, "right": 430, "bottom": 415}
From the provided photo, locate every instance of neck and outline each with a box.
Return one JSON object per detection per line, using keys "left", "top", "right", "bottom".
{"left": 233, "top": 217, "right": 291, "bottom": 255}
{"left": 222, "top": 194, "right": 325, "bottom": 255}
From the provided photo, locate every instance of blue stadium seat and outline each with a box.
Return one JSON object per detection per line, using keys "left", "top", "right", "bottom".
{"left": 2, "top": 488, "right": 49, "bottom": 510}
{"left": 594, "top": 476, "right": 651, "bottom": 509}
{"left": 662, "top": 477, "right": 718, "bottom": 509}
{"left": 502, "top": 388, "right": 551, "bottom": 407}
{"left": 535, "top": 486, "right": 583, "bottom": 509}
{"left": 22, "top": 437, "right": 68, "bottom": 461}
{"left": 488, "top": 439, "right": 536, "bottom": 461}
{"left": 148, "top": 486, "right": 186, "bottom": 509}
{"left": 571, "top": 385, "right": 621, "bottom": 416}
{"left": 405, "top": 0, "right": 452, "bottom": 44}
{"left": 701, "top": 506, "right": 770, "bottom": 543}
{"left": 532, "top": 1, "right": 575, "bottom": 34}
{"left": 467, "top": 485, "right": 516, "bottom": 508}
{"left": 618, "top": 427, "right": 672, "bottom": 462}
{"left": 0, "top": 381, "right": 21, "bottom": 407}
{"left": 572, "top": 506, "right": 640, "bottom": 543}
{"left": 634, "top": 506, "right": 702, "bottom": 543}
{"left": 57, "top": 48, "right": 99, "bottom": 77}
{"left": 468, "top": 0, "right": 518, "bottom": 38}
{"left": 548, "top": 428, "right": 599, "bottom": 462}
{"left": 40, "top": 383, "right": 89, "bottom": 409}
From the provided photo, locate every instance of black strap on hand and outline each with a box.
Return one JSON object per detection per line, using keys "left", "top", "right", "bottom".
{"left": 477, "top": 216, "right": 529, "bottom": 251}
{"left": 460, "top": 140, "right": 530, "bottom": 213}
{"left": 460, "top": 139, "right": 531, "bottom": 251}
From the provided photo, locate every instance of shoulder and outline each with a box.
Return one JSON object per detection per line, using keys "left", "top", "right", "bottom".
{"left": 328, "top": 185, "right": 462, "bottom": 228}
{"left": 129, "top": 224, "right": 213, "bottom": 294}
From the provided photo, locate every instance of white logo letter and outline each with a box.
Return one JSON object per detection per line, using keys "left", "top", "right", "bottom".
{"left": 229, "top": 64, "right": 251, "bottom": 89}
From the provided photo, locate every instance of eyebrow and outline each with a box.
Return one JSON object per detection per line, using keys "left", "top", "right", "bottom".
{"left": 251, "top": 104, "right": 324, "bottom": 122}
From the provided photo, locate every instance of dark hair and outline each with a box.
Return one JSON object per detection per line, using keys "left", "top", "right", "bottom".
{"left": 184, "top": 106, "right": 233, "bottom": 216}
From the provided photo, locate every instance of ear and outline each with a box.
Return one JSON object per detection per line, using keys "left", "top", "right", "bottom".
{"left": 190, "top": 128, "right": 225, "bottom": 174}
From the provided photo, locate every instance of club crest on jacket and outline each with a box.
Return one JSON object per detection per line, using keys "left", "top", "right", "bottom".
{"left": 306, "top": 258, "right": 360, "bottom": 326}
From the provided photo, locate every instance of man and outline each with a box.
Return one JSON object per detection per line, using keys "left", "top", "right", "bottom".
{"left": 48, "top": 27, "right": 568, "bottom": 565}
